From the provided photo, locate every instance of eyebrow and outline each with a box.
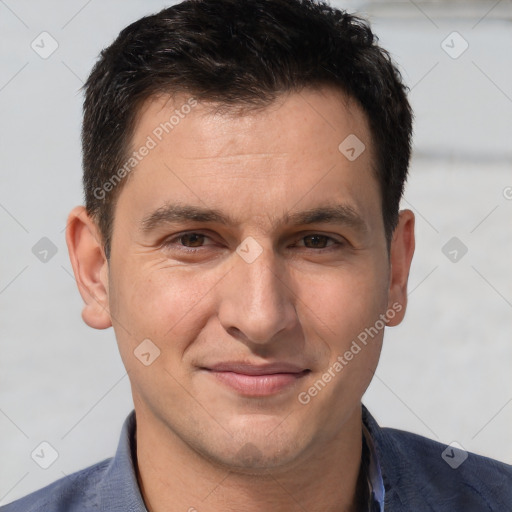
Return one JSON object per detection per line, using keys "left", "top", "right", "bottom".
{"left": 140, "top": 202, "right": 368, "bottom": 235}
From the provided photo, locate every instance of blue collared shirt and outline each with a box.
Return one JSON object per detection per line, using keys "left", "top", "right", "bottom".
{"left": 3, "top": 404, "right": 511, "bottom": 511}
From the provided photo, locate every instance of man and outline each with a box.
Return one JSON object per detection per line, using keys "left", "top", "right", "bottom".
{"left": 2, "top": 0, "right": 511, "bottom": 510}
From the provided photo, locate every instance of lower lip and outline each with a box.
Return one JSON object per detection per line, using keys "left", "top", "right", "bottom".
{"left": 206, "top": 370, "right": 309, "bottom": 396}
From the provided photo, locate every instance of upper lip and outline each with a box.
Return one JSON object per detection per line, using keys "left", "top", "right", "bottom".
{"left": 204, "top": 362, "right": 309, "bottom": 375}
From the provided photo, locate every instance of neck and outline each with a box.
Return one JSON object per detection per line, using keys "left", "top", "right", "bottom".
{"left": 133, "top": 404, "right": 364, "bottom": 512}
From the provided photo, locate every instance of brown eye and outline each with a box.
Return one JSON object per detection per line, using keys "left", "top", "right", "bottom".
{"left": 302, "top": 235, "right": 332, "bottom": 249}
{"left": 179, "top": 233, "right": 206, "bottom": 247}
{"left": 162, "top": 232, "right": 213, "bottom": 251}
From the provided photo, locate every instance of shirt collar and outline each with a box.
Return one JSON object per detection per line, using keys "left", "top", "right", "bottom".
{"left": 362, "top": 420, "right": 386, "bottom": 511}
{"left": 99, "top": 410, "right": 147, "bottom": 511}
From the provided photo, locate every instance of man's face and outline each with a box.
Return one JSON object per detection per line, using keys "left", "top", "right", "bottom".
{"left": 94, "top": 87, "right": 406, "bottom": 470}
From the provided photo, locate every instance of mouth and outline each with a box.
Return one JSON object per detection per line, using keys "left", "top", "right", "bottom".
{"left": 200, "top": 362, "right": 311, "bottom": 397}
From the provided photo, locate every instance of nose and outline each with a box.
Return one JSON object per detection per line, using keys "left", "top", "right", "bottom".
{"left": 217, "top": 241, "right": 298, "bottom": 346}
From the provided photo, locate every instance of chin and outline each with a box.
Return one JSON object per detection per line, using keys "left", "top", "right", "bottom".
{"left": 203, "top": 419, "right": 310, "bottom": 472}
{"left": 209, "top": 441, "right": 301, "bottom": 474}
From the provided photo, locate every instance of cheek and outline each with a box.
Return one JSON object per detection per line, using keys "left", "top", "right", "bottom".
{"left": 110, "top": 262, "right": 219, "bottom": 356}
{"left": 296, "top": 268, "right": 387, "bottom": 418}
{"left": 297, "top": 261, "right": 389, "bottom": 343}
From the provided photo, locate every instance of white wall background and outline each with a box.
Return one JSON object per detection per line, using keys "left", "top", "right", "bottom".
{"left": 1, "top": 0, "right": 511, "bottom": 504}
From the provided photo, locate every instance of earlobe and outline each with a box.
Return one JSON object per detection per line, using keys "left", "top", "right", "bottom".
{"left": 65, "top": 205, "right": 112, "bottom": 330}
{"left": 386, "top": 209, "right": 415, "bottom": 327}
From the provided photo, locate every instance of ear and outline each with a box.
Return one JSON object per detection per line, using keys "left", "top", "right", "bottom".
{"left": 386, "top": 209, "right": 415, "bottom": 326}
{"left": 65, "top": 205, "right": 112, "bottom": 329}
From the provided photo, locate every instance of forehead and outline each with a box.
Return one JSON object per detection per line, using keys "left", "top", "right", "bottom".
{"left": 131, "top": 86, "right": 374, "bottom": 164}
{"left": 116, "top": 86, "right": 380, "bottom": 235}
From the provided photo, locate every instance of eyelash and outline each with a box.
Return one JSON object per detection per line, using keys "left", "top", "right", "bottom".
{"left": 161, "top": 232, "right": 345, "bottom": 253}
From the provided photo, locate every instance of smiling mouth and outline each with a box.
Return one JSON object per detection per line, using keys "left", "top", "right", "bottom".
{"left": 201, "top": 363, "right": 311, "bottom": 396}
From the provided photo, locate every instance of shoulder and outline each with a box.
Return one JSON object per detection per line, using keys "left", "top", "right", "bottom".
{"left": 0, "top": 458, "right": 112, "bottom": 512}
{"left": 1, "top": 411, "right": 145, "bottom": 512}
{"left": 362, "top": 406, "right": 512, "bottom": 510}
{"left": 381, "top": 426, "right": 512, "bottom": 509}
{"left": 384, "top": 425, "right": 512, "bottom": 479}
